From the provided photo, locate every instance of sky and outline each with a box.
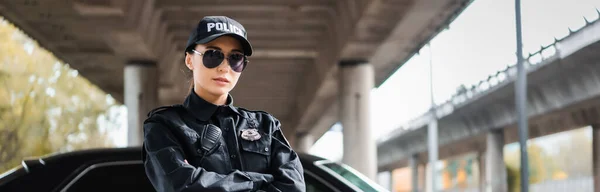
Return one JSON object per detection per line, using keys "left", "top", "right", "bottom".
{"left": 309, "top": 0, "right": 600, "bottom": 161}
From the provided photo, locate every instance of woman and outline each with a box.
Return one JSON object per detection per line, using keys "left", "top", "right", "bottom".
{"left": 142, "top": 16, "right": 306, "bottom": 192}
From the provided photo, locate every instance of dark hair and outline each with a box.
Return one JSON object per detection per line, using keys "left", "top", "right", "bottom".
{"left": 184, "top": 50, "right": 195, "bottom": 94}
{"left": 185, "top": 45, "right": 194, "bottom": 56}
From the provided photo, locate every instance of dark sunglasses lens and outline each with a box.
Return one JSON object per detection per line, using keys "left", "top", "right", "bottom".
{"left": 202, "top": 50, "right": 224, "bottom": 68}
{"left": 228, "top": 53, "right": 246, "bottom": 72}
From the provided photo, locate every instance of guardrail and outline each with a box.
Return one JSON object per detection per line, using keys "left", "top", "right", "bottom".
{"left": 446, "top": 11, "right": 599, "bottom": 109}
{"left": 378, "top": 10, "right": 600, "bottom": 143}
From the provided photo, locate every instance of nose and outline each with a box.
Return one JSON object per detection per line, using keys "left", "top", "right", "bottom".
{"left": 216, "top": 58, "right": 231, "bottom": 72}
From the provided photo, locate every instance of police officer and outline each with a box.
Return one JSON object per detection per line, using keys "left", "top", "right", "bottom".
{"left": 142, "top": 16, "right": 306, "bottom": 192}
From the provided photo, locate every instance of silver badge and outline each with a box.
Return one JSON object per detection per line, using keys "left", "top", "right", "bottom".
{"left": 240, "top": 129, "right": 261, "bottom": 141}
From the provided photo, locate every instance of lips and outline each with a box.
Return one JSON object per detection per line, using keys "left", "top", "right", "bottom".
{"left": 213, "top": 77, "right": 229, "bottom": 83}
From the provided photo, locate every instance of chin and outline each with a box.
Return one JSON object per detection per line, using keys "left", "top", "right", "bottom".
{"left": 208, "top": 87, "right": 230, "bottom": 96}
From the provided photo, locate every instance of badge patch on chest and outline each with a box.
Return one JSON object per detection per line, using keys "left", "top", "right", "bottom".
{"left": 240, "top": 129, "right": 261, "bottom": 141}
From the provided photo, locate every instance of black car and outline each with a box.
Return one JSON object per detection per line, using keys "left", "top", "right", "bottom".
{"left": 0, "top": 147, "right": 387, "bottom": 192}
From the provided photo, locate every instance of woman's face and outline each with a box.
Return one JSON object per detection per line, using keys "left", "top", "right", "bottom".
{"left": 185, "top": 36, "right": 244, "bottom": 98}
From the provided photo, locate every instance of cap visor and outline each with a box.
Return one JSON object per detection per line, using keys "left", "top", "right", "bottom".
{"left": 195, "top": 33, "right": 253, "bottom": 56}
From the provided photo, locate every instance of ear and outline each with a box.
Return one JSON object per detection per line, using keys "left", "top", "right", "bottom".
{"left": 185, "top": 53, "right": 193, "bottom": 70}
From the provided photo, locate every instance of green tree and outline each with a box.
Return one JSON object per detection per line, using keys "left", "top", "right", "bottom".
{"left": 0, "top": 17, "right": 123, "bottom": 173}
{"left": 504, "top": 143, "right": 560, "bottom": 192}
{"left": 553, "top": 127, "right": 592, "bottom": 177}
{"left": 506, "top": 163, "right": 520, "bottom": 192}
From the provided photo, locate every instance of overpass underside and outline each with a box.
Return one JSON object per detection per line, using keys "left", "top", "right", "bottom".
{"left": 0, "top": 0, "right": 473, "bottom": 181}
{"left": 0, "top": 0, "right": 471, "bottom": 142}
{"left": 377, "top": 14, "right": 600, "bottom": 191}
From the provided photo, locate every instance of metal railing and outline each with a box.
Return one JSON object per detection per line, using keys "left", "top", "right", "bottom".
{"left": 380, "top": 10, "right": 600, "bottom": 141}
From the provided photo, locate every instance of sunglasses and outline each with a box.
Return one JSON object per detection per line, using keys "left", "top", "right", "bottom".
{"left": 191, "top": 49, "right": 248, "bottom": 72}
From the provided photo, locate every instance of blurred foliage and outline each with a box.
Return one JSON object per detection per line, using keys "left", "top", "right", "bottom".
{"left": 506, "top": 163, "right": 519, "bottom": 192}
{"left": 503, "top": 135, "right": 589, "bottom": 192}
{"left": 0, "top": 17, "right": 123, "bottom": 173}
{"left": 435, "top": 128, "right": 591, "bottom": 191}
{"left": 505, "top": 143, "right": 556, "bottom": 192}
{"left": 553, "top": 128, "right": 592, "bottom": 177}
{"left": 441, "top": 156, "right": 477, "bottom": 189}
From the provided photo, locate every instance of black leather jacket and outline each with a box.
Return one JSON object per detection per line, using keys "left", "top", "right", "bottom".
{"left": 142, "top": 91, "right": 305, "bottom": 192}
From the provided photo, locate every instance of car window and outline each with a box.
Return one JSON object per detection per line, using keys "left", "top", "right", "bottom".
{"left": 305, "top": 171, "right": 336, "bottom": 192}
{"left": 61, "top": 161, "right": 155, "bottom": 192}
{"left": 319, "top": 162, "right": 387, "bottom": 192}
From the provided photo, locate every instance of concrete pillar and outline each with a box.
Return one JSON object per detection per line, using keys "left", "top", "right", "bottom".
{"left": 125, "top": 61, "right": 158, "bottom": 147}
{"left": 296, "top": 132, "right": 315, "bottom": 154}
{"left": 377, "top": 171, "right": 392, "bottom": 191}
{"left": 427, "top": 120, "right": 438, "bottom": 192}
{"left": 485, "top": 129, "right": 507, "bottom": 192}
{"left": 283, "top": 128, "right": 297, "bottom": 149}
{"left": 339, "top": 60, "right": 376, "bottom": 180}
{"left": 410, "top": 154, "right": 419, "bottom": 192}
{"left": 477, "top": 151, "right": 486, "bottom": 192}
{"left": 425, "top": 163, "right": 433, "bottom": 192}
{"left": 419, "top": 163, "right": 426, "bottom": 192}
{"left": 593, "top": 124, "right": 600, "bottom": 192}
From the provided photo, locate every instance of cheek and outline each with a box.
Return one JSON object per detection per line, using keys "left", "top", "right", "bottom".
{"left": 193, "top": 61, "right": 203, "bottom": 70}
{"left": 193, "top": 67, "right": 210, "bottom": 84}
{"left": 229, "top": 73, "right": 241, "bottom": 86}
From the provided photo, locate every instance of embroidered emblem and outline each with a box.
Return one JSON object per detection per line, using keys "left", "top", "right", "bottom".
{"left": 240, "top": 129, "right": 261, "bottom": 141}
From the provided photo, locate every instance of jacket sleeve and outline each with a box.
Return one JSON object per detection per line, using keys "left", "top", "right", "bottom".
{"left": 262, "top": 119, "right": 306, "bottom": 192}
{"left": 143, "top": 121, "right": 274, "bottom": 192}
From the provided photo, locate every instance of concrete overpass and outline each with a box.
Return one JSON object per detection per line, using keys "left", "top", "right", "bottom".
{"left": 377, "top": 12, "right": 600, "bottom": 191}
{"left": 0, "top": 0, "right": 473, "bottom": 180}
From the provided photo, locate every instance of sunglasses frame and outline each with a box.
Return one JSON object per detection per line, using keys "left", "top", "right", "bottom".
{"left": 191, "top": 49, "right": 249, "bottom": 72}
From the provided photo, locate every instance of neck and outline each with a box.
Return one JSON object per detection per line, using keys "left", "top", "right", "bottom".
{"left": 194, "top": 86, "right": 228, "bottom": 105}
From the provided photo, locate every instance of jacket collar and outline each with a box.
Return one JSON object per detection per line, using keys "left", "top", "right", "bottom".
{"left": 183, "top": 89, "right": 240, "bottom": 121}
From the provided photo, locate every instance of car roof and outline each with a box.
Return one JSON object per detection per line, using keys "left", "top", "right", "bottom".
{"left": 34, "top": 147, "right": 326, "bottom": 166}
{"left": 7, "top": 146, "right": 330, "bottom": 182}
{"left": 1, "top": 147, "right": 368, "bottom": 192}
